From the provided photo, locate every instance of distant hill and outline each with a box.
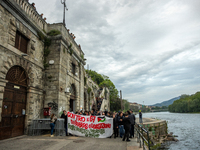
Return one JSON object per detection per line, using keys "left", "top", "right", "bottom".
{"left": 150, "top": 96, "right": 181, "bottom": 107}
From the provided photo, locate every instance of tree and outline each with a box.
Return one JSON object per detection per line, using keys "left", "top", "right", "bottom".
{"left": 169, "top": 91, "right": 200, "bottom": 113}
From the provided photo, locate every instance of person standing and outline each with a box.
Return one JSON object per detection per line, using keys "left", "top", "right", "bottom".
{"left": 128, "top": 110, "right": 135, "bottom": 138}
{"left": 113, "top": 113, "right": 118, "bottom": 138}
{"left": 139, "top": 110, "right": 143, "bottom": 123}
{"left": 61, "top": 110, "right": 68, "bottom": 136}
{"left": 122, "top": 112, "right": 131, "bottom": 142}
{"left": 118, "top": 112, "right": 124, "bottom": 138}
{"left": 50, "top": 113, "right": 57, "bottom": 137}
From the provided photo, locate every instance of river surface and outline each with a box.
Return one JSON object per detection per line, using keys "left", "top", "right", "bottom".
{"left": 139, "top": 112, "right": 200, "bottom": 150}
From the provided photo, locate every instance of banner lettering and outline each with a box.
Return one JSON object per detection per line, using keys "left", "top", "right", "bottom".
{"left": 67, "top": 112, "right": 113, "bottom": 138}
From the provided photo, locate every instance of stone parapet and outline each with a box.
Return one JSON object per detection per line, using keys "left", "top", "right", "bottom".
{"left": 136, "top": 117, "right": 168, "bottom": 145}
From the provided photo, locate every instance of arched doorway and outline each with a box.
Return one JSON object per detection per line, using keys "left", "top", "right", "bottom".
{"left": 0, "top": 66, "right": 28, "bottom": 140}
{"left": 69, "top": 84, "right": 76, "bottom": 112}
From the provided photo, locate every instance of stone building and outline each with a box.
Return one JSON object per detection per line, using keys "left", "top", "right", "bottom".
{"left": 0, "top": 0, "right": 45, "bottom": 140}
{"left": 0, "top": 0, "right": 110, "bottom": 140}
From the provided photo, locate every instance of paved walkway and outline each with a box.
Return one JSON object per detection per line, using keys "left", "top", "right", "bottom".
{"left": 0, "top": 134, "right": 143, "bottom": 150}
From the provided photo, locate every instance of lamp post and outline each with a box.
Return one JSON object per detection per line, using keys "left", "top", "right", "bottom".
{"left": 120, "top": 90, "right": 122, "bottom": 111}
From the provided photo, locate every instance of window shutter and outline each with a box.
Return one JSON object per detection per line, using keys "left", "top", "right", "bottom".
{"left": 15, "top": 31, "right": 20, "bottom": 49}
{"left": 20, "top": 35, "right": 28, "bottom": 53}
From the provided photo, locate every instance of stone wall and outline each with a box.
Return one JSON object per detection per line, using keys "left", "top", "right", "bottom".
{"left": 43, "top": 24, "right": 86, "bottom": 115}
{"left": 139, "top": 118, "right": 168, "bottom": 144}
{"left": 0, "top": 0, "right": 44, "bottom": 133}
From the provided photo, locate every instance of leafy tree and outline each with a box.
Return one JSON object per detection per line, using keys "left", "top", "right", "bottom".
{"left": 86, "top": 70, "right": 120, "bottom": 111}
{"left": 85, "top": 70, "right": 104, "bottom": 85}
{"left": 168, "top": 92, "right": 200, "bottom": 113}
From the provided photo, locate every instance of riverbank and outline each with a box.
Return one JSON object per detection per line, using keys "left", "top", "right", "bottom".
{"left": 136, "top": 117, "right": 168, "bottom": 145}
{"left": 142, "top": 112, "right": 200, "bottom": 150}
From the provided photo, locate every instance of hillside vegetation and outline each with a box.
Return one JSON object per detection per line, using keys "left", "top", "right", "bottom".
{"left": 168, "top": 92, "right": 200, "bottom": 113}
{"left": 86, "top": 70, "right": 130, "bottom": 111}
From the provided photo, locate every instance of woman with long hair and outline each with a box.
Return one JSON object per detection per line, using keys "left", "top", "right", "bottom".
{"left": 50, "top": 113, "right": 57, "bottom": 137}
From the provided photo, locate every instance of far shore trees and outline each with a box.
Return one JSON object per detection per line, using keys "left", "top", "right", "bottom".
{"left": 168, "top": 92, "right": 200, "bottom": 113}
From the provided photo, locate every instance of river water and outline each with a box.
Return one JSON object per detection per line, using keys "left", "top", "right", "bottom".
{"left": 140, "top": 112, "right": 200, "bottom": 150}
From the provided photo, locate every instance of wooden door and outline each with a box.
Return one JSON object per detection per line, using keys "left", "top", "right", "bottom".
{"left": 0, "top": 66, "right": 27, "bottom": 140}
{"left": 0, "top": 83, "right": 27, "bottom": 140}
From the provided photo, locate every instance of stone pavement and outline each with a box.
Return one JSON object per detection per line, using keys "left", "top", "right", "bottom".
{"left": 0, "top": 134, "right": 143, "bottom": 150}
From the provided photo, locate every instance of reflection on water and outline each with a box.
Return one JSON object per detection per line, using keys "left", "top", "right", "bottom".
{"left": 140, "top": 112, "right": 200, "bottom": 150}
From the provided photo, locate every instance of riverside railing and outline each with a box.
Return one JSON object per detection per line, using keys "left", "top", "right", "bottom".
{"left": 135, "top": 123, "right": 151, "bottom": 150}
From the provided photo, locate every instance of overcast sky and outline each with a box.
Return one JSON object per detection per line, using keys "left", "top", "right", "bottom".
{"left": 30, "top": 0, "right": 200, "bottom": 105}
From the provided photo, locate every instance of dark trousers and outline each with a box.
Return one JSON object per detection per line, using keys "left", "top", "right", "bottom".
{"left": 130, "top": 124, "right": 134, "bottom": 137}
{"left": 123, "top": 128, "right": 130, "bottom": 141}
{"left": 114, "top": 128, "right": 118, "bottom": 137}
{"left": 64, "top": 124, "right": 68, "bottom": 136}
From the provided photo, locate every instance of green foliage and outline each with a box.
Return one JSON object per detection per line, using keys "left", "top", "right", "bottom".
{"left": 123, "top": 99, "right": 130, "bottom": 112}
{"left": 87, "top": 87, "right": 91, "bottom": 94}
{"left": 84, "top": 77, "right": 87, "bottom": 86}
{"left": 47, "top": 30, "right": 61, "bottom": 36}
{"left": 110, "top": 98, "right": 121, "bottom": 111}
{"left": 86, "top": 70, "right": 104, "bottom": 85}
{"left": 81, "top": 54, "right": 84, "bottom": 59}
{"left": 168, "top": 92, "right": 200, "bottom": 113}
{"left": 43, "top": 60, "right": 49, "bottom": 69}
{"left": 37, "top": 31, "right": 52, "bottom": 70}
{"left": 44, "top": 48, "right": 50, "bottom": 57}
{"left": 43, "top": 29, "right": 46, "bottom": 33}
{"left": 68, "top": 43, "right": 73, "bottom": 55}
{"left": 44, "top": 37, "right": 51, "bottom": 47}
{"left": 85, "top": 69, "right": 120, "bottom": 111}
{"left": 37, "top": 31, "right": 45, "bottom": 41}
{"left": 151, "top": 143, "right": 161, "bottom": 149}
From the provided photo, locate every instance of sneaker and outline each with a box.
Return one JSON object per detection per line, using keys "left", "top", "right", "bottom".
{"left": 126, "top": 140, "right": 131, "bottom": 142}
{"left": 50, "top": 135, "right": 54, "bottom": 137}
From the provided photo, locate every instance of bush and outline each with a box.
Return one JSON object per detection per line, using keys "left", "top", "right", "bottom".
{"left": 47, "top": 30, "right": 61, "bottom": 36}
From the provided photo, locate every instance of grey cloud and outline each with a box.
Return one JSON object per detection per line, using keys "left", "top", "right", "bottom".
{"left": 30, "top": 0, "right": 200, "bottom": 105}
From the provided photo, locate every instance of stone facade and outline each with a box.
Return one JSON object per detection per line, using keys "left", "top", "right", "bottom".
{"left": 0, "top": 0, "right": 45, "bottom": 134}
{"left": 43, "top": 23, "right": 86, "bottom": 115}
{"left": 0, "top": 0, "right": 110, "bottom": 137}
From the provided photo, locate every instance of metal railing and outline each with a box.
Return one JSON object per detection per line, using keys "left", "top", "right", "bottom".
{"left": 135, "top": 123, "right": 151, "bottom": 150}
{"left": 29, "top": 118, "right": 65, "bottom": 136}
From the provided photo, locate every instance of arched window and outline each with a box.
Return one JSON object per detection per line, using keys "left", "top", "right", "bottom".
{"left": 6, "top": 66, "right": 28, "bottom": 86}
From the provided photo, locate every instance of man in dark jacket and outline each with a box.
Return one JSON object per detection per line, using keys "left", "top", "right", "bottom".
{"left": 128, "top": 110, "right": 135, "bottom": 138}
{"left": 122, "top": 112, "right": 131, "bottom": 142}
{"left": 113, "top": 113, "right": 118, "bottom": 138}
{"left": 61, "top": 110, "right": 68, "bottom": 136}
